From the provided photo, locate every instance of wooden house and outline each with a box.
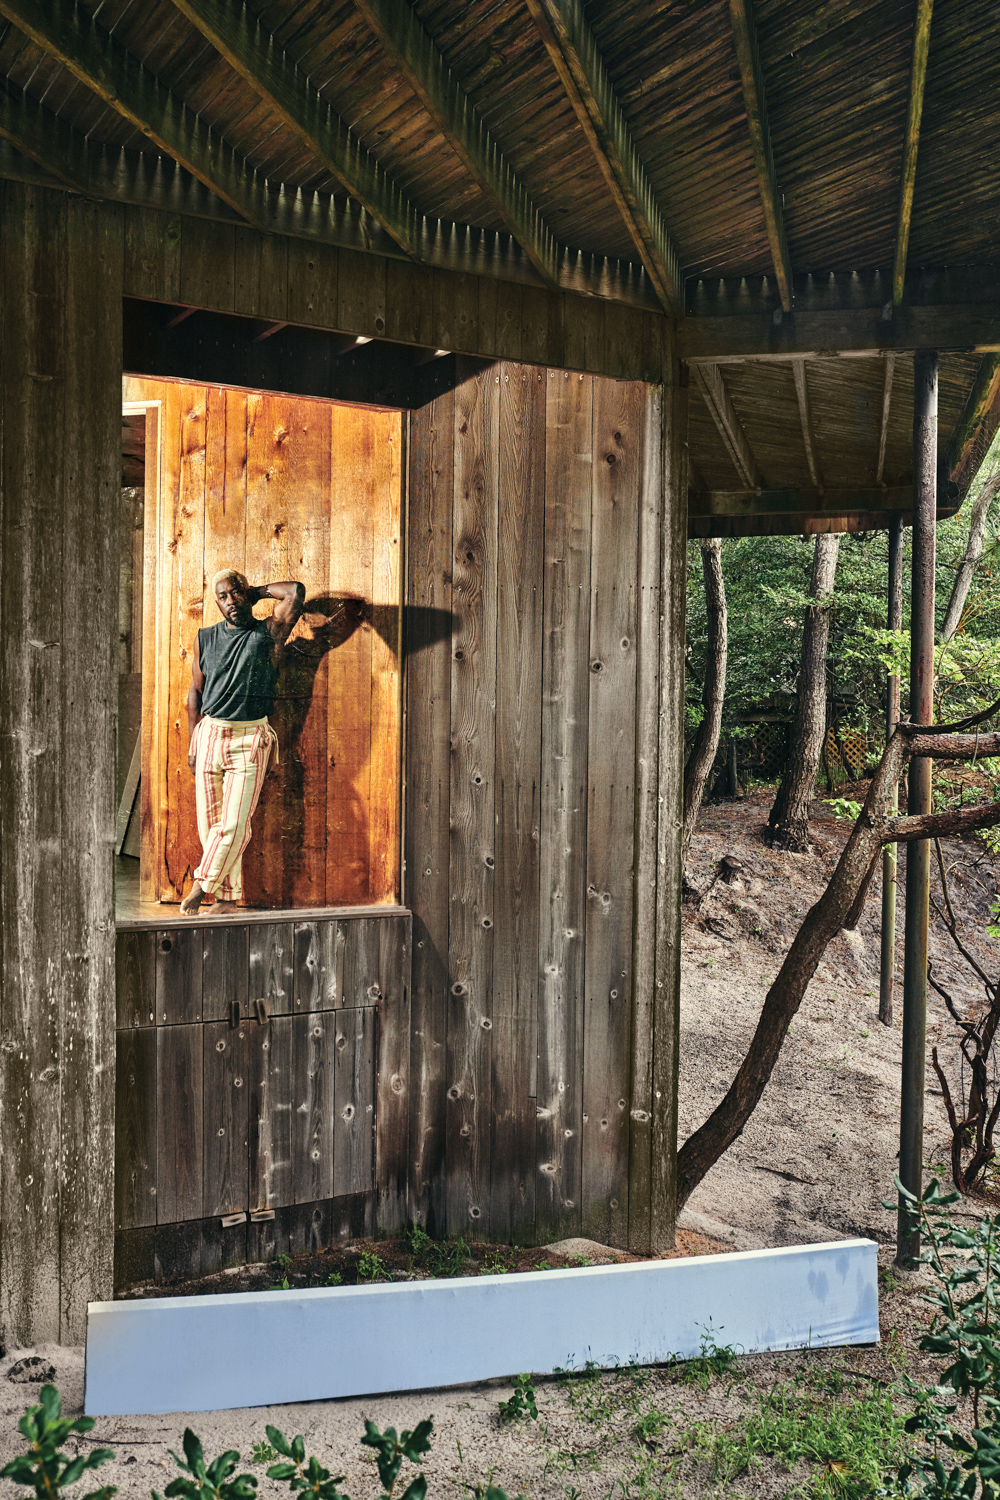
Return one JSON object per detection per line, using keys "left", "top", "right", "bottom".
{"left": 0, "top": 0, "right": 998, "bottom": 1345}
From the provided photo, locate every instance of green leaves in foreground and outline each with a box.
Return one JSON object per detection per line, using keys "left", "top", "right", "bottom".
{"left": 152, "top": 1428, "right": 257, "bottom": 1500}
{"left": 0, "top": 1383, "right": 117, "bottom": 1499}
{"left": 361, "top": 1417, "right": 434, "bottom": 1500}
{"left": 264, "top": 1425, "right": 351, "bottom": 1499}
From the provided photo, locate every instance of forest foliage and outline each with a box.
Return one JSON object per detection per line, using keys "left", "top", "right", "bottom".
{"left": 685, "top": 439, "right": 1000, "bottom": 841}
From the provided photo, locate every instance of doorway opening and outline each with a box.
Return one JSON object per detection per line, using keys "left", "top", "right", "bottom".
{"left": 117, "top": 377, "right": 403, "bottom": 920}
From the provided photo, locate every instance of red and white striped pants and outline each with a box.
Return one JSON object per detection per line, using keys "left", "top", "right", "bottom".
{"left": 192, "top": 716, "right": 277, "bottom": 900}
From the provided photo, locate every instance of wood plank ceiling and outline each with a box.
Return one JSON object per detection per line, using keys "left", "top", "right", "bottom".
{"left": 1, "top": 0, "right": 998, "bottom": 525}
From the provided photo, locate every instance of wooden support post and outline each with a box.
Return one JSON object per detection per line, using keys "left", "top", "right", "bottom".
{"left": 897, "top": 351, "right": 937, "bottom": 1264}
{"left": 649, "top": 343, "right": 687, "bottom": 1252}
{"left": 0, "top": 183, "right": 121, "bottom": 1341}
{"left": 879, "top": 515, "right": 904, "bottom": 1027}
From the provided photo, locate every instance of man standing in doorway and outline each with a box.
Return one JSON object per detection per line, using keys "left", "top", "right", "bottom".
{"left": 180, "top": 568, "right": 305, "bottom": 914}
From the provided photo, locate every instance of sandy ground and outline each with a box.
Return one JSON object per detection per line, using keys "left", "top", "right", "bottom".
{"left": 1, "top": 794, "right": 996, "bottom": 1497}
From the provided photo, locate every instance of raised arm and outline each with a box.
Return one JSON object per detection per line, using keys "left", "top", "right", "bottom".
{"left": 253, "top": 580, "right": 306, "bottom": 647}
{"left": 186, "top": 634, "right": 204, "bottom": 773}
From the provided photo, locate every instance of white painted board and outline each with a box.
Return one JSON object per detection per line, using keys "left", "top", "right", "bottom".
{"left": 86, "top": 1238, "right": 878, "bottom": 1416}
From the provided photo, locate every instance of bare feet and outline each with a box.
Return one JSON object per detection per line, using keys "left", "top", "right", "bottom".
{"left": 179, "top": 881, "right": 207, "bottom": 915}
{"left": 213, "top": 899, "right": 240, "bottom": 913}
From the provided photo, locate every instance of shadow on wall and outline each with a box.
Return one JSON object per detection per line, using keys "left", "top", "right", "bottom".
{"left": 240, "top": 598, "right": 454, "bottom": 908}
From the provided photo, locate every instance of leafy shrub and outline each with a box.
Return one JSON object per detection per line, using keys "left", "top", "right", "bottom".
{"left": 0, "top": 1384, "right": 116, "bottom": 1499}
{"left": 0, "top": 1389, "right": 466, "bottom": 1500}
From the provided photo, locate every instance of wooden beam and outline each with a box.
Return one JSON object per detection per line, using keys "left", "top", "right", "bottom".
{"left": 679, "top": 305, "right": 1000, "bottom": 362}
{"left": 792, "top": 358, "right": 821, "bottom": 487}
{"left": 946, "top": 352, "right": 1000, "bottom": 498}
{"left": 876, "top": 353, "right": 896, "bottom": 484}
{"left": 523, "top": 0, "right": 682, "bottom": 309}
{"left": 167, "top": 0, "right": 422, "bottom": 261}
{"left": 691, "top": 364, "right": 763, "bottom": 488}
{"left": 729, "top": 0, "right": 793, "bottom": 313}
{"left": 350, "top": 0, "right": 559, "bottom": 288}
{"left": 689, "top": 485, "right": 920, "bottom": 518}
{"left": 893, "top": 0, "right": 934, "bottom": 306}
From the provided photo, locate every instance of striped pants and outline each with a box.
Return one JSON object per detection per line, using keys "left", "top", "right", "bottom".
{"left": 192, "top": 716, "right": 277, "bottom": 901}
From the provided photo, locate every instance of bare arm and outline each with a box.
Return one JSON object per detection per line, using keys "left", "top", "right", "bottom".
{"left": 187, "top": 635, "right": 205, "bottom": 772}
{"left": 253, "top": 580, "right": 306, "bottom": 647}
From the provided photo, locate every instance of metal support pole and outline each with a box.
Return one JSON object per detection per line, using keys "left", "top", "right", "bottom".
{"left": 879, "top": 516, "right": 904, "bottom": 1025}
{"left": 897, "top": 350, "right": 937, "bottom": 1264}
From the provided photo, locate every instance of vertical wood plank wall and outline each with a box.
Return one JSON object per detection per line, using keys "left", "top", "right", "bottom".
{"left": 0, "top": 186, "right": 684, "bottom": 1339}
{"left": 406, "top": 360, "right": 683, "bottom": 1251}
{"left": 122, "top": 377, "right": 401, "bottom": 909}
{"left": 0, "top": 182, "right": 121, "bottom": 1342}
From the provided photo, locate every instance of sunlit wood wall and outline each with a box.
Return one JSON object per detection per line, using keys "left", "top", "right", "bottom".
{"left": 124, "top": 376, "right": 401, "bottom": 909}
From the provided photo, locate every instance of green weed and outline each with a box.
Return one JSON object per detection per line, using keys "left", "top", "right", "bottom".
{"left": 498, "top": 1375, "right": 538, "bottom": 1424}
{"left": 357, "top": 1250, "right": 389, "bottom": 1283}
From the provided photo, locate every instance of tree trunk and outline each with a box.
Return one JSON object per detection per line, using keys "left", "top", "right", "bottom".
{"left": 940, "top": 467, "right": 1000, "bottom": 642}
{"left": 683, "top": 539, "right": 728, "bottom": 860}
{"left": 766, "top": 533, "right": 841, "bottom": 851}
{"left": 676, "top": 723, "right": 1000, "bottom": 1210}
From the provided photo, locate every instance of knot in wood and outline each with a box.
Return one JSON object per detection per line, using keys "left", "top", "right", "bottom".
{"left": 470, "top": 1206, "right": 482, "bottom": 1218}
{"left": 390, "top": 1074, "right": 405, "bottom": 1094}
{"left": 342, "top": 1103, "right": 355, "bottom": 1122}
{"left": 480, "top": 1017, "right": 492, "bottom": 1030}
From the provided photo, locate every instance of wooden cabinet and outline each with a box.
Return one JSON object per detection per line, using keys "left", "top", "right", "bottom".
{"left": 114, "top": 913, "right": 410, "bottom": 1289}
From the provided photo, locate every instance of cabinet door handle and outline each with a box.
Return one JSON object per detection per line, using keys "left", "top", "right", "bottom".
{"left": 255, "top": 997, "right": 269, "bottom": 1025}
{"left": 229, "top": 999, "right": 240, "bottom": 1029}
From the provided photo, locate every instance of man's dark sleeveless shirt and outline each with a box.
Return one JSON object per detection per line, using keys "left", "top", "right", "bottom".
{"left": 198, "top": 620, "right": 277, "bottom": 720}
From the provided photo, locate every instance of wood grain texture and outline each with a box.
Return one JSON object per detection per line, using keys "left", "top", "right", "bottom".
{"left": 156, "top": 1022, "right": 204, "bottom": 1224}
{"left": 536, "top": 369, "right": 594, "bottom": 1243}
{"left": 249, "top": 924, "right": 293, "bottom": 1017}
{"left": 368, "top": 411, "right": 403, "bottom": 905}
{"left": 627, "top": 383, "right": 663, "bottom": 1253}
{"left": 650, "top": 358, "right": 687, "bottom": 1251}
{"left": 203, "top": 1018, "right": 251, "bottom": 1217}
{"left": 114, "top": 1027, "right": 156, "bottom": 1230}
{"left": 375, "top": 916, "right": 411, "bottom": 1232}
{"left": 137, "top": 391, "right": 162, "bottom": 903}
{"left": 156, "top": 928, "right": 204, "bottom": 1024}
{"left": 446, "top": 360, "right": 500, "bottom": 1239}
{"left": 293, "top": 921, "right": 343, "bottom": 1010}
{"left": 328, "top": 404, "right": 376, "bottom": 904}
{"left": 293, "top": 1012, "right": 336, "bottom": 1204}
{"left": 404, "top": 391, "right": 454, "bottom": 1236}
{"left": 582, "top": 378, "right": 641, "bottom": 1247}
{"left": 202, "top": 924, "right": 249, "bottom": 1024}
{"left": 334, "top": 1007, "right": 376, "bottom": 1197}
{"left": 250, "top": 1013, "right": 290, "bottom": 1211}
{"left": 116, "top": 928, "right": 156, "bottom": 1028}
{"left": 490, "top": 362, "right": 545, "bottom": 1242}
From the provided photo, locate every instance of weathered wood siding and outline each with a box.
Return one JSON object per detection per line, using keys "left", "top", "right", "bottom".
{"left": 405, "top": 356, "right": 685, "bottom": 1250}
{"left": 0, "top": 182, "right": 121, "bottom": 1343}
{"left": 113, "top": 913, "right": 409, "bottom": 1285}
{"left": 123, "top": 376, "right": 402, "bottom": 908}
{"left": 121, "top": 208, "right": 669, "bottom": 384}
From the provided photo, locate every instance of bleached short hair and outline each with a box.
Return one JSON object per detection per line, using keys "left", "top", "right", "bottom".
{"left": 211, "top": 568, "right": 248, "bottom": 594}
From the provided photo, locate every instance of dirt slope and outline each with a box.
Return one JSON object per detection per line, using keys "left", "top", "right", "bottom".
{"left": 679, "top": 791, "right": 999, "bottom": 1249}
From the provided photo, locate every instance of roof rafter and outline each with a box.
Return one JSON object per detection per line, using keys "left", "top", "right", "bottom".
{"left": 893, "top": 0, "right": 934, "bottom": 305}
{"left": 728, "top": 0, "right": 793, "bottom": 313}
{"left": 351, "top": 0, "right": 559, "bottom": 288}
{"left": 523, "top": 0, "right": 681, "bottom": 309}
{"left": 691, "top": 363, "right": 764, "bottom": 489}
{"left": 792, "top": 357, "right": 821, "bottom": 488}
{"left": 167, "top": 0, "right": 423, "bottom": 261}
{"left": 876, "top": 353, "right": 895, "bottom": 485}
{"left": 0, "top": 78, "right": 76, "bottom": 186}
{"left": 0, "top": 0, "right": 273, "bottom": 228}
